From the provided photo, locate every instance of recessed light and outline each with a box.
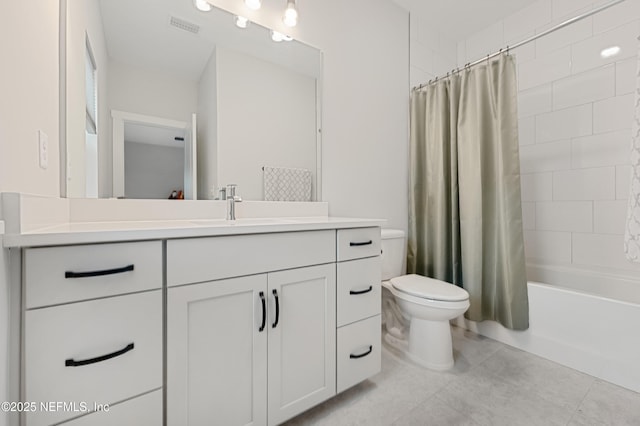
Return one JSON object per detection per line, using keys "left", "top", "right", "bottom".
{"left": 194, "top": 0, "right": 212, "bottom": 12}
{"left": 235, "top": 16, "right": 249, "bottom": 29}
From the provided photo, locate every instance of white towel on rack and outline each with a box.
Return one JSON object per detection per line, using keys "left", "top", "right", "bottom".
{"left": 263, "top": 166, "right": 312, "bottom": 202}
{"left": 624, "top": 43, "right": 640, "bottom": 263}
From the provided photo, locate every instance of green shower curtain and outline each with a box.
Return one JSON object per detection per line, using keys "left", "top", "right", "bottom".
{"left": 407, "top": 54, "right": 529, "bottom": 330}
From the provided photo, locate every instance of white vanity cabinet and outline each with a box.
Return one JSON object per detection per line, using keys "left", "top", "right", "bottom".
{"left": 167, "top": 231, "right": 337, "bottom": 426}
{"left": 22, "top": 241, "right": 163, "bottom": 426}
{"left": 335, "top": 228, "right": 382, "bottom": 393}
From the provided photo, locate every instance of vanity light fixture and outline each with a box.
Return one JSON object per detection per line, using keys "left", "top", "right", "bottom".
{"left": 244, "top": 0, "right": 262, "bottom": 10}
{"left": 283, "top": 0, "right": 298, "bottom": 27}
{"left": 194, "top": 0, "right": 212, "bottom": 12}
{"left": 235, "top": 15, "right": 250, "bottom": 28}
{"left": 600, "top": 45, "right": 621, "bottom": 58}
{"left": 271, "top": 30, "right": 292, "bottom": 42}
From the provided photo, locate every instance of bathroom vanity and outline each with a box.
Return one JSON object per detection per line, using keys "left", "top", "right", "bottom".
{"left": 3, "top": 195, "right": 383, "bottom": 426}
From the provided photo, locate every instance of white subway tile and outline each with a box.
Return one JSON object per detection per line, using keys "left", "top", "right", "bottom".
{"left": 518, "top": 84, "right": 553, "bottom": 117}
{"left": 571, "top": 130, "right": 631, "bottom": 168}
{"left": 593, "top": 93, "right": 635, "bottom": 134}
{"left": 520, "top": 141, "right": 572, "bottom": 173}
{"left": 410, "top": 66, "right": 433, "bottom": 89}
{"left": 410, "top": 40, "right": 434, "bottom": 75}
{"left": 524, "top": 230, "right": 572, "bottom": 262}
{"left": 553, "top": 167, "right": 616, "bottom": 200}
{"left": 552, "top": 0, "right": 594, "bottom": 20}
{"left": 617, "top": 165, "right": 632, "bottom": 199}
{"left": 519, "top": 116, "right": 536, "bottom": 146}
{"left": 504, "top": 0, "right": 553, "bottom": 42}
{"left": 616, "top": 58, "right": 638, "bottom": 96}
{"left": 535, "top": 104, "right": 592, "bottom": 143}
{"left": 509, "top": 32, "right": 536, "bottom": 64}
{"left": 522, "top": 202, "right": 537, "bottom": 230}
{"left": 519, "top": 47, "right": 572, "bottom": 90}
{"left": 457, "top": 41, "right": 467, "bottom": 67}
{"left": 536, "top": 201, "right": 593, "bottom": 232}
{"left": 410, "top": 13, "right": 419, "bottom": 42}
{"left": 416, "top": 18, "right": 440, "bottom": 53}
{"left": 571, "top": 21, "right": 640, "bottom": 74}
{"left": 521, "top": 172, "right": 553, "bottom": 201}
{"left": 594, "top": 200, "right": 628, "bottom": 234}
{"left": 593, "top": 2, "right": 640, "bottom": 34}
{"left": 552, "top": 65, "right": 615, "bottom": 110}
{"left": 572, "top": 233, "right": 640, "bottom": 271}
{"left": 536, "top": 16, "right": 592, "bottom": 56}
{"left": 466, "top": 22, "right": 504, "bottom": 62}
{"left": 438, "top": 33, "right": 458, "bottom": 67}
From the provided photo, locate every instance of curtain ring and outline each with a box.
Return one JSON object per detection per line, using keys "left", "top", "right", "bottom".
{"left": 506, "top": 45, "right": 510, "bottom": 55}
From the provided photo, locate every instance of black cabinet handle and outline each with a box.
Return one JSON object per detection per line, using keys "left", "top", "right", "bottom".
{"left": 65, "top": 264, "right": 134, "bottom": 279}
{"left": 350, "top": 286, "right": 373, "bottom": 295}
{"left": 350, "top": 345, "right": 373, "bottom": 359}
{"left": 272, "top": 289, "right": 280, "bottom": 329}
{"left": 349, "top": 240, "right": 372, "bottom": 247}
{"left": 65, "top": 343, "right": 134, "bottom": 367}
{"left": 259, "top": 291, "right": 266, "bottom": 332}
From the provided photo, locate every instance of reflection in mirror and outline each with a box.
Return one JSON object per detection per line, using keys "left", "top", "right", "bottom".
{"left": 64, "top": 0, "right": 322, "bottom": 200}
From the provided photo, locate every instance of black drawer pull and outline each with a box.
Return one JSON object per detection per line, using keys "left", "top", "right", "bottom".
{"left": 65, "top": 264, "right": 134, "bottom": 279}
{"left": 349, "top": 240, "right": 372, "bottom": 247}
{"left": 272, "top": 289, "right": 280, "bottom": 329}
{"left": 350, "top": 345, "right": 373, "bottom": 359}
{"left": 350, "top": 286, "right": 373, "bottom": 295}
{"left": 65, "top": 343, "right": 135, "bottom": 367}
{"left": 259, "top": 291, "right": 266, "bottom": 332}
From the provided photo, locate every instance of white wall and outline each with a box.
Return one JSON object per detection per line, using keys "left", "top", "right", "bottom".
{"left": 196, "top": 51, "right": 218, "bottom": 200}
{"left": 209, "top": 0, "right": 410, "bottom": 230}
{"left": 457, "top": 1, "right": 640, "bottom": 277}
{"left": 0, "top": 1, "right": 60, "bottom": 196}
{"left": 216, "top": 47, "right": 317, "bottom": 201}
{"left": 409, "top": 14, "right": 458, "bottom": 88}
{"left": 124, "top": 142, "right": 184, "bottom": 199}
{"left": 65, "top": 0, "right": 109, "bottom": 198}
{"left": 106, "top": 60, "right": 199, "bottom": 197}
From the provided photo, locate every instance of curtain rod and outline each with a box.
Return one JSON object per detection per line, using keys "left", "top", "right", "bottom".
{"left": 413, "top": 0, "right": 627, "bottom": 91}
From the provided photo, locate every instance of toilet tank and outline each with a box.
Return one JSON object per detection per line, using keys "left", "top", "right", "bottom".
{"left": 381, "top": 229, "right": 406, "bottom": 280}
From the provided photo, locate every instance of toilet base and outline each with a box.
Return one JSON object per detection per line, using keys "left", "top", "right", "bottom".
{"left": 407, "top": 318, "right": 454, "bottom": 371}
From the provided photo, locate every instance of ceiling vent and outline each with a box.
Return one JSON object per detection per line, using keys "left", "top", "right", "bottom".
{"left": 169, "top": 16, "right": 200, "bottom": 34}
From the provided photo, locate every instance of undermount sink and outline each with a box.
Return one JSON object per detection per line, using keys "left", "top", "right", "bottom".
{"left": 188, "top": 218, "right": 289, "bottom": 226}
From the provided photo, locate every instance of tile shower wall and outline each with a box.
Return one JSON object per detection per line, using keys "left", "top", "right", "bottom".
{"left": 409, "top": 15, "right": 458, "bottom": 88}
{"left": 457, "top": 0, "right": 640, "bottom": 274}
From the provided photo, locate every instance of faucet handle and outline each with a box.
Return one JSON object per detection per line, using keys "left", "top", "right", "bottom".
{"left": 226, "top": 184, "right": 237, "bottom": 198}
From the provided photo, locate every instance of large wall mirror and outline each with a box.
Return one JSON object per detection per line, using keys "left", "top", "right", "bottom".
{"left": 62, "top": 0, "right": 322, "bottom": 201}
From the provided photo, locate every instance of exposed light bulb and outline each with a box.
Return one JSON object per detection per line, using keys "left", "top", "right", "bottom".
{"left": 235, "top": 15, "right": 249, "bottom": 29}
{"left": 271, "top": 31, "right": 292, "bottom": 42}
{"left": 283, "top": 0, "right": 298, "bottom": 27}
{"left": 600, "top": 46, "right": 621, "bottom": 58}
{"left": 194, "top": 0, "right": 212, "bottom": 12}
{"left": 244, "top": 0, "right": 261, "bottom": 10}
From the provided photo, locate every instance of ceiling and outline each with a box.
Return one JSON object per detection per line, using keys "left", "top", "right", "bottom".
{"left": 391, "top": 0, "right": 539, "bottom": 41}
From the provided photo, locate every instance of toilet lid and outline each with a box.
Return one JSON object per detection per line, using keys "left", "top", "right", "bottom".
{"left": 390, "top": 274, "right": 469, "bottom": 301}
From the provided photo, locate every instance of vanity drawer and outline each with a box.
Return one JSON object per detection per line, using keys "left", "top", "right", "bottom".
{"left": 61, "top": 390, "right": 162, "bottom": 426}
{"left": 336, "top": 315, "right": 381, "bottom": 393}
{"left": 167, "top": 230, "right": 335, "bottom": 286}
{"left": 25, "top": 241, "right": 162, "bottom": 308}
{"left": 24, "top": 291, "right": 162, "bottom": 426}
{"left": 337, "top": 256, "right": 381, "bottom": 327}
{"left": 337, "top": 227, "right": 381, "bottom": 262}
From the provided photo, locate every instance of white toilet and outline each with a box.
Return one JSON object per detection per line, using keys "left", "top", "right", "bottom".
{"left": 381, "top": 229, "right": 470, "bottom": 371}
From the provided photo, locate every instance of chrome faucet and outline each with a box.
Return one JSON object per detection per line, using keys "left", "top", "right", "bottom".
{"left": 226, "top": 184, "right": 242, "bottom": 220}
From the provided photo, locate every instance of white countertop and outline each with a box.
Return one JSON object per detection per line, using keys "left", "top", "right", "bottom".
{"left": 3, "top": 216, "right": 385, "bottom": 248}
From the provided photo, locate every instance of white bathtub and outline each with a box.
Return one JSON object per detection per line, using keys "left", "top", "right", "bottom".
{"left": 454, "top": 262, "right": 640, "bottom": 393}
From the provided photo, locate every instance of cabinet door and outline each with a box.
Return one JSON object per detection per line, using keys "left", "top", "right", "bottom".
{"left": 267, "top": 264, "right": 336, "bottom": 425}
{"left": 167, "top": 275, "right": 268, "bottom": 426}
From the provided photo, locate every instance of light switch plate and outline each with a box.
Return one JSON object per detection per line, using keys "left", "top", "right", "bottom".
{"left": 38, "top": 130, "right": 48, "bottom": 169}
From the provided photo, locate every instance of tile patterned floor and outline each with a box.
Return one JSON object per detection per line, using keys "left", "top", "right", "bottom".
{"left": 285, "top": 326, "right": 640, "bottom": 426}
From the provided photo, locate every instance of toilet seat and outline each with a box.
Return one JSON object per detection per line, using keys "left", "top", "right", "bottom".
{"left": 390, "top": 274, "right": 468, "bottom": 302}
